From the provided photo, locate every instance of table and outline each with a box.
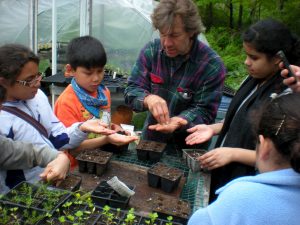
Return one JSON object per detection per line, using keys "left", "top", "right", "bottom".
{"left": 73, "top": 143, "right": 210, "bottom": 214}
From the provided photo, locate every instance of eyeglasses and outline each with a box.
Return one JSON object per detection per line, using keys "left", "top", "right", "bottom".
{"left": 16, "top": 72, "right": 43, "bottom": 87}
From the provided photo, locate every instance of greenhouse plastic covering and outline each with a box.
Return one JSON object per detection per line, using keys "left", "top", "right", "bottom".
{"left": 0, "top": 0, "right": 208, "bottom": 73}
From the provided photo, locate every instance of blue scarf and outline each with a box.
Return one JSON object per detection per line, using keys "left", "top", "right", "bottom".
{"left": 71, "top": 78, "right": 108, "bottom": 118}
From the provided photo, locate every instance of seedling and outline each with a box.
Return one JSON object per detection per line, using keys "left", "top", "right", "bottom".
{"left": 124, "top": 208, "right": 136, "bottom": 225}
{"left": 166, "top": 216, "right": 173, "bottom": 225}
{"left": 145, "top": 212, "right": 158, "bottom": 224}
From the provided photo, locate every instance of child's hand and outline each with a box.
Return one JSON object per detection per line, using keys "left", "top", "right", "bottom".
{"left": 39, "top": 152, "right": 70, "bottom": 184}
{"left": 107, "top": 132, "right": 139, "bottom": 146}
{"left": 111, "top": 123, "right": 132, "bottom": 136}
{"left": 111, "top": 123, "right": 123, "bottom": 132}
{"left": 79, "top": 119, "right": 116, "bottom": 135}
{"left": 185, "top": 124, "right": 214, "bottom": 145}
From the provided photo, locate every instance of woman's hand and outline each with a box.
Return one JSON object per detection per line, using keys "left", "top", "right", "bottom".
{"left": 185, "top": 124, "right": 214, "bottom": 145}
{"left": 197, "top": 147, "right": 235, "bottom": 170}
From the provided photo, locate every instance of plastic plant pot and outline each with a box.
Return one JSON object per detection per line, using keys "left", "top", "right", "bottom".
{"left": 96, "top": 162, "right": 109, "bottom": 176}
{"left": 160, "top": 167, "right": 183, "bottom": 193}
{"left": 56, "top": 173, "right": 82, "bottom": 192}
{"left": 1, "top": 182, "right": 71, "bottom": 215}
{"left": 91, "top": 191, "right": 110, "bottom": 207}
{"left": 109, "top": 193, "right": 131, "bottom": 209}
{"left": 148, "top": 149, "right": 164, "bottom": 163}
{"left": 147, "top": 171, "right": 161, "bottom": 188}
{"left": 76, "top": 149, "right": 113, "bottom": 176}
{"left": 151, "top": 193, "right": 191, "bottom": 225}
{"left": 136, "top": 140, "right": 166, "bottom": 162}
{"left": 182, "top": 149, "right": 207, "bottom": 172}
{"left": 160, "top": 176, "right": 181, "bottom": 193}
{"left": 147, "top": 162, "right": 182, "bottom": 192}
{"left": 91, "top": 181, "right": 134, "bottom": 209}
{"left": 77, "top": 160, "right": 87, "bottom": 173}
{"left": 86, "top": 161, "right": 96, "bottom": 174}
{"left": 136, "top": 148, "right": 149, "bottom": 161}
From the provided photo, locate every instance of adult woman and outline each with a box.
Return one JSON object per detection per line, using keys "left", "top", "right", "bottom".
{"left": 188, "top": 92, "right": 300, "bottom": 225}
{"left": 185, "top": 19, "right": 300, "bottom": 201}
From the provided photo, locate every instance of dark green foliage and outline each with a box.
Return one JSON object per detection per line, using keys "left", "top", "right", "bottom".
{"left": 194, "top": 0, "right": 300, "bottom": 90}
{"left": 205, "top": 27, "right": 247, "bottom": 90}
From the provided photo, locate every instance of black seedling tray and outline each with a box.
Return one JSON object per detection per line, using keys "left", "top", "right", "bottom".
{"left": 91, "top": 181, "right": 135, "bottom": 209}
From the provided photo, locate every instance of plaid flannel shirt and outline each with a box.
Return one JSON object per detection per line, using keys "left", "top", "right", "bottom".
{"left": 124, "top": 38, "right": 226, "bottom": 143}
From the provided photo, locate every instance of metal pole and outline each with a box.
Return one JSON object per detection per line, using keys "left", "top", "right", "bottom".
{"left": 29, "top": 0, "right": 38, "bottom": 53}
{"left": 51, "top": 0, "right": 57, "bottom": 75}
{"left": 80, "top": 0, "right": 92, "bottom": 36}
{"left": 51, "top": 0, "right": 58, "bottom": 108}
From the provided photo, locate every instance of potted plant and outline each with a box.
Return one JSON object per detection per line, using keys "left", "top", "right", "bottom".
{"left": 0, "top": 204, "right": 23, "bottom": 225}
{"left": 41, "top": 191, "right": 101, "bottom": 224}
{"left": 123, "top": 208, "right": 141, "bottom": 225}
{"left": 96, "top": 205, "right": 128, "bottom": 224}
{"left": 0, "top": 182, "right": 70, "bottom": 215}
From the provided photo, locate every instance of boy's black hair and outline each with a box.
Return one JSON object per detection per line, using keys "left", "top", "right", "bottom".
{"left": 66, "top": 36, "right": 107, "bottom": 69}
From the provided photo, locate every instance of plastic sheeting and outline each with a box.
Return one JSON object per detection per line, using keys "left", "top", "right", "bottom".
{"left": 0, "top": 0, "right": 208, "bottom": 72}
{"left": 0, "top": 0, "right": 157, "bottom": 71}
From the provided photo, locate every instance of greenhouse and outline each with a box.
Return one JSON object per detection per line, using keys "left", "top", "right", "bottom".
{"left": 1, "top": 0, "right": 299, "bottom": 224}
{"left": 0, "top": 0, "right": 160, "bottom": 74}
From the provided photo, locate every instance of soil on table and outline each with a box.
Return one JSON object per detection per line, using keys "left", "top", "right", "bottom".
{"left": 77, "top": 149, "right": 112, "bottom": 163}
{"left": 73, "top": 160, "right": 186, "bottom": 216}
{"left": 56, "top": 174, "right": 81, "bottom": 191}
{"left": 151, "top": 192, "right": 191, "bottom": 223}
{"left": 136, "top": 140, "right": 166, "bottom": 152}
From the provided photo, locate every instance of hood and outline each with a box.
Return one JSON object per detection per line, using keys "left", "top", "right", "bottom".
{"left": 216, "top": 168, "right": 300, "bottom": 194}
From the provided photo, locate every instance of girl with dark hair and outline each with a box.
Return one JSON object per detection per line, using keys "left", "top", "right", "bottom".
{"left": 185, "top": 18, "right": 300, "bottom": 202}
{"left": 188, "top": 92, "right": 300, "bottom": 225}
{"left": 0, "top": 44, "right": 115, "bottom": 192}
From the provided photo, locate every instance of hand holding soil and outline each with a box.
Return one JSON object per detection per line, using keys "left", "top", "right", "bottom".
{"left": 107, "top": 132, "right": 139, "bottom": 146}
{"left": 79, "top": 119, "right": 116, "bottom": 135}
{"left": 148, "top": 116, "right": 187, "bottom": 133}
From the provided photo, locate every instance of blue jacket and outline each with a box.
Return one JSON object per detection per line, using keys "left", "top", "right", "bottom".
{"left": 188, "top": 169, "right": 300, "bottom": 225}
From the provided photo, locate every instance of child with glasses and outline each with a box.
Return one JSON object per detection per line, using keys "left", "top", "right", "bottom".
{"left": 0, "top": 85, "right": 70, "bottom": 193}
{"left": 54, "top": 36, "right": 138, "bottom": 168}
{"left": 0, "top": 44, "right": 115, "bottom": 192}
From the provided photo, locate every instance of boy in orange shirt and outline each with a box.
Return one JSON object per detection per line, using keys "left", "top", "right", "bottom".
{"left": 55, "top": 36, "right": 138, "bottom": 168}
